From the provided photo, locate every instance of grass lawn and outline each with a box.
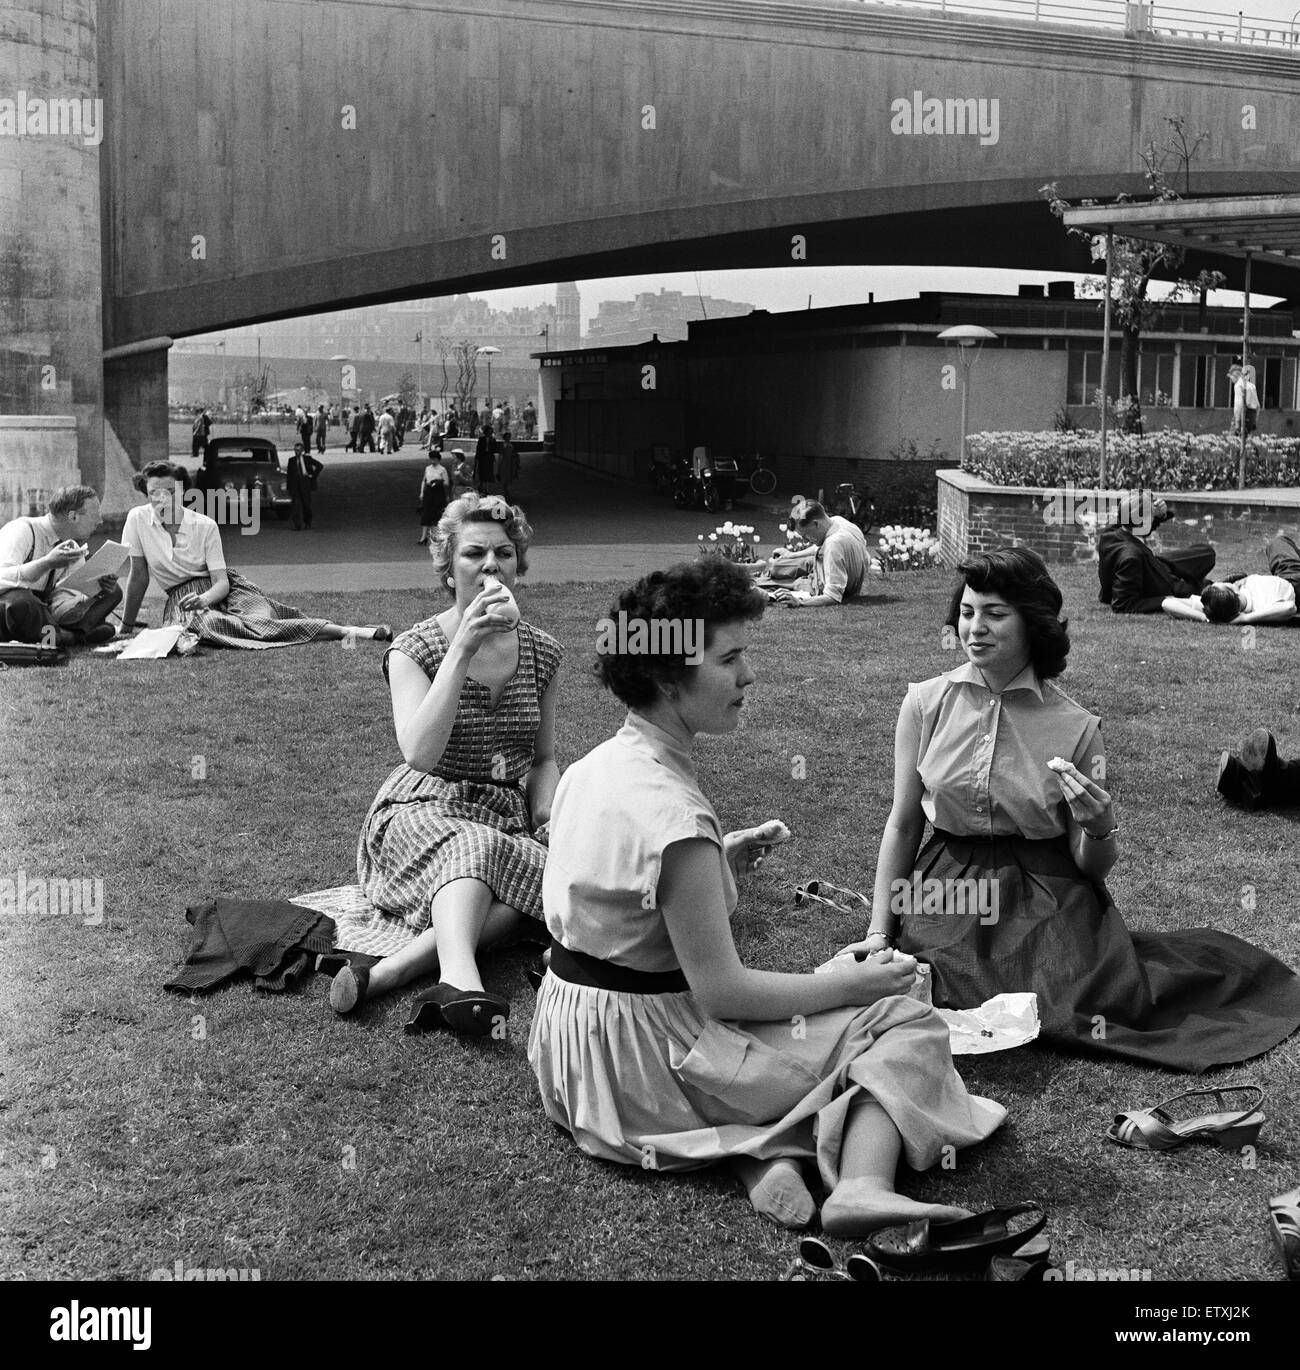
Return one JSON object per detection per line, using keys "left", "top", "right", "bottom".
{"left": 2, "top": 557, "right": 1298, "bottom": 1283}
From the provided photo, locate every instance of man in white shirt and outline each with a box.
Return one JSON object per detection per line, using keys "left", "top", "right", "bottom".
{"left": 1162, "top": 573, "right": 1297, "bottom": 625}
{"left": 769, "top": 500, "right": 872, "bottom": 608}
{"left": 0, "top": 486, "right": 121, "bottom": 644}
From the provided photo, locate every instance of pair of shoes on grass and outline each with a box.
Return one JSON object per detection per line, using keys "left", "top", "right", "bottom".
{"left": 329, "top": 962, "right": 508, "bottom": 1039}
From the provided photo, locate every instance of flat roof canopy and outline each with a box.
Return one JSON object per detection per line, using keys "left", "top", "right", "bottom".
{"left": 1062, "top": 194, "right": 1300, "bottom": 273}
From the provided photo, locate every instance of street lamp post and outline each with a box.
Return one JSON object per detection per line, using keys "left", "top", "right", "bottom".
{"left": 414, "top": 331, "right": 424, "bottom": 410}
{"left": 476, "top": 345, "right": 502, "bottom": 411}
{"left": 331, "top": 354, "right": 350, "bottom": 427}
{"left": 937, "top": 325, "right": 999, "bottom": 463}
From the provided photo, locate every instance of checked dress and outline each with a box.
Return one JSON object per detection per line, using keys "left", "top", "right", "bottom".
{"left": 356, "top": 617, "right": 563, "bottom": 952}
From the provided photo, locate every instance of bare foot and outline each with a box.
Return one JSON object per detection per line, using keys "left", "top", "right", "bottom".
{"left": 733, "top": 1157, "right": 815, "bottom": 1231}
{"left": 820, "top": 1183, "right": 970, "bottom": 1238}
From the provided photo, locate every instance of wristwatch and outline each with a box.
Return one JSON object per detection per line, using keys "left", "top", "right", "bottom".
{"left": 863, "top": 929, "right": 895, "bottom": 949}
{"left": 1083, "top": 824, "right": 1120, "bottom": 841}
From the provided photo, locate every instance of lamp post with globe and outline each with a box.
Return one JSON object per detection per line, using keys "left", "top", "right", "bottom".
{"left": 937, "top": 325, "right": 998, "bottom": 464}
{"left": 476, "top": 345, "right": 502, "bottom": 412}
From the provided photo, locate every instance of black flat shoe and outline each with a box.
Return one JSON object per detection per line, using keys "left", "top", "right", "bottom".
{"left": 1240, "top": 727, "right": 1279, "bottom": 777}
{"left": 329, "top": 964, "right": 370, "bottom": 1016}
{"left": 866, "top": 1202, "right": 1047, "bottom": 1273}
{"left": 405, "top": 982, "right": 510, "bottom": 1038}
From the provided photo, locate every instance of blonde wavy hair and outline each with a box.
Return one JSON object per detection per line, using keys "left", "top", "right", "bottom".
{"left": 429, "top": 493, "right": 533, "bottom": 593}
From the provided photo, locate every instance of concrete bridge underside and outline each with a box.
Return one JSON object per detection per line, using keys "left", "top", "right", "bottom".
{"left": 8, "top": 0, "right": 1300, "bottom": 490}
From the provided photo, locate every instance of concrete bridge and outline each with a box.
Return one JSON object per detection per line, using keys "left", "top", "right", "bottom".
{"left": 5, "top": 0, "right": 1300, "bottom": 495}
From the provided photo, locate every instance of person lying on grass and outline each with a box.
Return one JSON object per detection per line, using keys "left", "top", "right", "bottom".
{"left": 1161, "top": 574, "right": 1297, "bottom": 626}
{"left": 528, "top": 555, "right": 1004, "bottom": 1233}
{"left": 334, "top": 494, "right": 562, "bottom": 1038}
{"left": 119, "top": 462, "right": 390, "bottom": 648}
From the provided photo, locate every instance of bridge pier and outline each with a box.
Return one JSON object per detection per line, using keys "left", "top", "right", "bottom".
{"left": 0, "top": 0, "right": 107, "bottom": 512}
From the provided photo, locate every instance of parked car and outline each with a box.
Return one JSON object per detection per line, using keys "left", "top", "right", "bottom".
{"left": 197, "top": 436, "right": 292, "bottom": 520}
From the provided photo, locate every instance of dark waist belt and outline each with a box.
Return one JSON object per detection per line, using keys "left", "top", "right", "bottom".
{"left": 931, "top": 827, "right": 1065, "bottom": 848}
{"left": 547, "top": 940, "right": 689, "bottom": 995}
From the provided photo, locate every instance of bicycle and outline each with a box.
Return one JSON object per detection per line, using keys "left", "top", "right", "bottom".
{"left": 829, "top": 481, "right": 874, "bottom": 536}
{"left": 735, "top": 452, "right": 777, "bottom": 496}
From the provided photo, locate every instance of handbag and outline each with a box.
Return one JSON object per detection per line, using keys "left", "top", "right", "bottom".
{"left": 0, "top": 641, "right": 68, "bottom": 668}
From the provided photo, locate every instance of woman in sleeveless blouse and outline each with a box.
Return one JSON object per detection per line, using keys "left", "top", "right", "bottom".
{"left": 844, "top": 547, "right": 1300, "bottom": 1073}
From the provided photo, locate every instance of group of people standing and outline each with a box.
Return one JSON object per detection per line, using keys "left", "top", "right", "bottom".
{"left": 322, "top": 489, "right": 1300, "bottom": 1236}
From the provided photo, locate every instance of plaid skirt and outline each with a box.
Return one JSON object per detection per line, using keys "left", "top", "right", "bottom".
{"left": 163, "top": 569, "right": 335, "bottom": 649}
{"left": 356, "top": 765, "right": 548, "bottom": 934}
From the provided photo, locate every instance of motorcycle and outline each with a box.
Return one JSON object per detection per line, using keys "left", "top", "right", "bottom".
{"left": 673, "top": 450, "right": 724, "bottom": 512}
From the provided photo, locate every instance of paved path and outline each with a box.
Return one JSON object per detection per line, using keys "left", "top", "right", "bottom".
{"left": 148, "top": 438, "right": 792, "bottom": 599}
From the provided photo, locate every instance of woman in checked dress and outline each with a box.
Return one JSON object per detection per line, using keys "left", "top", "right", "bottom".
{"left": 333, "top": 494, "right": 562, "bottom": 1038}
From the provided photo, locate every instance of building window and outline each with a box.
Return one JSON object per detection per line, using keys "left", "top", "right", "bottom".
{"left": 1139, "top": 352, "right": 1175, "bottom": 407}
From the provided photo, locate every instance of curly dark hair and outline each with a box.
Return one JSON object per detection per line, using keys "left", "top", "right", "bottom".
{"left": 944, "top": 547, "right": 1070, "bottom": 679}
{"left": 1202, "top": 583, "right": 1241, "bottom": 623}
{"left": 594, "top": 555, "right": 767, "bottom": 709}
{"left": 132, "top": 460, "right": 190, "bottom": 493}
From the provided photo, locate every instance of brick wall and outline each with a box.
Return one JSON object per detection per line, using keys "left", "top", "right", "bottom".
{"left": 938, "top": 469, "right": 1300, "bottom": 566}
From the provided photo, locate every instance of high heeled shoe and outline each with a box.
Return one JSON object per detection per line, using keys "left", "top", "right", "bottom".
{"left": 1268, "top": 1184, "right": 1300, "bottom": 1281}
{"left": 1106, "top": 1085, "right": 1265, "bottom": 1151}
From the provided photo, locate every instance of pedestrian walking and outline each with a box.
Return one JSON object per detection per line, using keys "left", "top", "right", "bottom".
{"left": 418, "top": 454, "right": 450, "bottom": 544}
{"left": 315, "top": 405, "right": 328, "bottom": 454}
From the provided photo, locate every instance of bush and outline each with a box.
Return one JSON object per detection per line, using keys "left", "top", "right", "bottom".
{"left": 962, "top": 431, "right": 1300, "bottom": 490}
{"left": 873, "top": 440, "right": 944, "bottom": 524}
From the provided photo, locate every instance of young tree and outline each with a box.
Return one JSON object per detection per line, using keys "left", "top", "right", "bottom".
{"left": 452, "top": 340, "right": 479, "bottom": 423}
{"left": 231, "top": 364, "right": 274, "bottom": 416}
{"left": 1042, "top": 116, "right": 1224, "bottom": 434}
{"left": 396, "top": 369, "right": 418, "bottom": 411}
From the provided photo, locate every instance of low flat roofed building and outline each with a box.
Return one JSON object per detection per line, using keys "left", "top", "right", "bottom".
{"left": 539, "top": 291, "right": 1300, "bottom": 493}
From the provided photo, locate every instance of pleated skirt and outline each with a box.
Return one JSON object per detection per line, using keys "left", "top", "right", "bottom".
{"left": 527, "top": 976, "right": 1006, "bottom": 1191}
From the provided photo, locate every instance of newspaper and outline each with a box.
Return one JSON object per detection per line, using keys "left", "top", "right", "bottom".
{"left": 57, "top": 541, "right": 129, "bottom": 596}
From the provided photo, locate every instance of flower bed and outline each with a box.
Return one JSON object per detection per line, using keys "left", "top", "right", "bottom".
{"left": 697, "top": 521, "right": 762, "bottom": 563}
{"left": 963, "top": 431, "right": 1300, "bottom": 491}
{"left": 876, "top": 525, "right": 942, "bottom": 572}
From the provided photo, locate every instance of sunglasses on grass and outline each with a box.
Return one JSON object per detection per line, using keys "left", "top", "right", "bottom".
{"left": 782, "top": 1236, "right": 884, "bottom": 1282}
{"left": 792, "top": 880, "right": 871, "bottom": 915}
